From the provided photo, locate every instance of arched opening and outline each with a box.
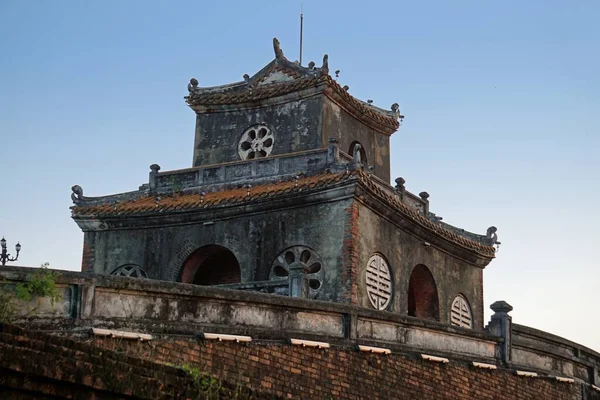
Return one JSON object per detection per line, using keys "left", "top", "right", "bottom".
{"left": 407, "top": 264, "right": 439, "bottom": 320}
{"left": 349, "top": 141, "right": 367, "bottom": 165}
{"left": 179, "top": 245, "right": 241, "bottom": 286}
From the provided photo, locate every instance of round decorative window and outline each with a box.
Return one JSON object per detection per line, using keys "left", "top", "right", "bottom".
{"left": 110, "top": 264, "right": 148, "bottom": 278}
{"left": 238, "top": 125, "right": 274, "bottom": 160}
{"left": 450, "top": 294, "right": 473, "bottom": 328}
{"left": 365, "top": 254, "right": 392, "bottom": 310}
{"left": 269, "top": 246, "right": 323, "bottom": 299}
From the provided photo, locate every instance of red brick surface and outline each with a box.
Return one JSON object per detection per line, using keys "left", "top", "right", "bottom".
{"left": 93, "top": 337, "right": 590, "bottom": 400}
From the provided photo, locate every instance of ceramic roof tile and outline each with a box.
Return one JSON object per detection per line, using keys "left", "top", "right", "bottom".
{"left": 72, "top": 171, "right": 494, "bottom": 257}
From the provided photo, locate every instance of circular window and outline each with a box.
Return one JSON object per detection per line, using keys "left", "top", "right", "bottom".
{"left": 238, "top": 125, "right": 274, "bottom": 160}
{"left": 450, "top": 294, "right": 473, "bottom": 329}
{"left": 365, "top": 254, "right": 392, "bottom": 310}
{"left": 110, "top": 264, "right": 148, "bottom": 278}
{"left": 269, "top": 246, "right": 323, "bottom": 299}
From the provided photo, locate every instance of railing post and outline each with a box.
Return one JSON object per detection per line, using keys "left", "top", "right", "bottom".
{"left": 288, "top": 263, "right": 309, "bottom": 298}
{"left": 149, "top": 164, "right": 161, "bottom": 192}
{"left": 487, "top": 300, "right": 513, "bottom": 364}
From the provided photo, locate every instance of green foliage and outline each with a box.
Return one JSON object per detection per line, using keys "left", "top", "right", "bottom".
{"left": 0, "top": 290, "right": 17, "bottom": 323}
{"left": 179, "top": 364, "right": 224, "bottom": 399}
{"left": 15, "top": 262, "right": 62, "bottom": 305}
{"left": 169, "top": 177, "right": 182, "bottom": 195}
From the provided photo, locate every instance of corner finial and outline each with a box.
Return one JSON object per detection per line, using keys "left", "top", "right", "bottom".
{"left": 71, "top": 185, "right": 84, "bottom": 204}
{"left": 188, "top": 78, "right": 199, "bottom": 94}
{"left": 273, "top": 37, "right": 284, "bottom": 59}
{"left": 487, "top": 226, "right": 501, "bottom": 250}
{"left": 321, "top": 54, "right": 329, "bottom": 75}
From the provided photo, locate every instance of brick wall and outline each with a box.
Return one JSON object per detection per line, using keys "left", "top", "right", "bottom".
{"left": 92, "top": 336, "right": 593, "bottom": 400}
{"left": 80, "top": 232, "right": 96, "bottom": 272}
{"left": 0, "top": 324, "right": 271, "bottom": 399}
{"left": 341, "top": 201, "right": 359, "bottom": 304}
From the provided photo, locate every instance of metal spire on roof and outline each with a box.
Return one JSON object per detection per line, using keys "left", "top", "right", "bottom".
{"left": 299, "top": 3, "right": 304, "bottom": 66}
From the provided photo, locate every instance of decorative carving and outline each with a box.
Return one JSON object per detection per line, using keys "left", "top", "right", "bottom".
{"left": 343, "top": 85, "right": 350, "bottom": 91}
{"left": 238, "top": 125, "right": 274, "bottom": 160}
{"left": 71, "top": 185, "right": 84, "bottom": 204}
{"left": 110, "top": 264, "right": 148, "bottom": 278}
{"left": 269, "top": 246, "right": 324, "bottom": 299}
{"left": 487, "top": 226, "right": 501, "bottom": 250}
{"left": 335, "top": 70, "right": 340, "bottom": 78}
{"left": 350, "top": 143, "right": 363, "bottom": 171}
{"left": 243, "top": 73, "right": 251, "bottom": 86}
{"left": 391, "top": 103, "right": 401, "bottom": 117}
{"left": 308, "top": 61, "right": 315, "bottom": 70}
{"left": 273, "top": 37, "right": 284, "bottom": 59}
{"left": 419, "top": 191, "right": 430, "bottom": 201}
{"left": 321, "top": 54, "right": 329, "bottom": 75}
{"left": 450, "top": 294, "right": 473, "bottom": 329}
{"left": 366, "top": 254, "right": 392, "bottom": 310}
{"left": 395, "top": 177, "right": 406, "bottom": 192}
{"left": 187, "top": 78, "right": 199, "bottom": 94}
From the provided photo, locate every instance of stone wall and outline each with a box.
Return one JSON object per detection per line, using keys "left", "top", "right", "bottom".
{"left": 193, "top": 95, "right": 324, "bottom": 167}
{"left": 83, "top": 197, "right": 352, "bottom": 303}
{"left": 1, "top": 266, "right": 599, "bottom": 395}
{"left": 354, "top": 202, "right": 485, "bottom": 328}
{"left": 322, "top": 97, "right": 391, "bottom": 183}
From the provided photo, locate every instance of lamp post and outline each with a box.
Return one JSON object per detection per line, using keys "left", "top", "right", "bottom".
{"left": 0, "top": 237, "right": 21, "bottom": 266}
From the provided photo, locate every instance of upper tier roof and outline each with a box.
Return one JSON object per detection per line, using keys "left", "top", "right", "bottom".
{"left": 71, "top": 170, "right": 497, "bottom": 260}
{"left": 185, "top": 38, "right": 403, "bottom": 136}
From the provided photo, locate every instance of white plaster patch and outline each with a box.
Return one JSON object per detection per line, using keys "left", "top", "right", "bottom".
{"left": 259, "top": 71, "right": 295, "bottom": 85}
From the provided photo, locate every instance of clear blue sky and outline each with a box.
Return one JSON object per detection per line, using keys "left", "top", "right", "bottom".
{"left": 1, "top": 1, "right": 599, "bottom": 350}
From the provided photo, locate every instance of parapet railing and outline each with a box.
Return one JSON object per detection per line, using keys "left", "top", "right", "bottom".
{"left": 0, "top": 266, "right": 598, "bottom": 387}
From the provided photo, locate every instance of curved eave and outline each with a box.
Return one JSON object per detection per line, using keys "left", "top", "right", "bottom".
{"left": 355, "top": 179, "right": 495, "bottom": 266}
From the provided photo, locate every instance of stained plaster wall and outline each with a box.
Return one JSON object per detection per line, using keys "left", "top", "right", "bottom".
{"left": 322, "top": 97, "right": 392, "bottom": 183}
{"left": 354, "top": 202, "right": 485, "bottom": 329}
{"left": 192, "top": 96, "right": 324, "bottom": 167}
{"left": 86, "top": 198, "right": 353, "bottom": 302}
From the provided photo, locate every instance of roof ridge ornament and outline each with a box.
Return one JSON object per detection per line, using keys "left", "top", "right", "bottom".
{"left": 486, "top": 226, "right": 501, "bottom": 251}
{"left": 273, "top": 37, "right": 285, "bottom": 59}
{"left": 71, "top": 185, "right": 85, "bottom": 204}
{"left": 187, "top": 78, "right": 199, "bottom": 96}
{"left": 321, "top": 54, "right": 329, "bottom": 75}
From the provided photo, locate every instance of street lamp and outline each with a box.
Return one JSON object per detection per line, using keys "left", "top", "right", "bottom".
{"left": 0, "top": 237, "right": 21, "bottom": 266}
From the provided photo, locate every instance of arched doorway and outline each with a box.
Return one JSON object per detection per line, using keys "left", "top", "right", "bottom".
{"left": 179, "top": 245, "right": 241, "bottom": 285}
{"left": 407, "top": 264, "right": 439, "bottom": 320}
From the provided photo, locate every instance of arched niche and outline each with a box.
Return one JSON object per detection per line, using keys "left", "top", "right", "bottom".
{"left": 179, "top": 245, "right": 241, "bottom": 286}
{"left": 407, "top": 264, "right": 439, "bottom": 321}
{"left": 349, "top": 141, "right": 367, "bottom": 165}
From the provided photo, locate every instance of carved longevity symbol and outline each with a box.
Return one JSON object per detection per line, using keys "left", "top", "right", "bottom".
{"left": 238, "top": 125, "right": 274, "bottom": 160}
{"left": 269, "top": 246, "right": 324, "bottom": 299}
{"left": 450, "top": 294, "right": 473, "bottom": 328}
{"left": 365, "top": 254, "right": 392, "bottom": 310}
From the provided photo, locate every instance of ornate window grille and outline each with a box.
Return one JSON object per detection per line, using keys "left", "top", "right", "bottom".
{"left": 450, "top": 294, "right": 473, "bottom": 328}
{"left": 110, "top": 264, "right": 148, "bottom": 278}
{"left": 365, "top": 254, "right": 392, "bottom": 310}
{"left": 238, "top": 125, "right": 274, "bottom": 160}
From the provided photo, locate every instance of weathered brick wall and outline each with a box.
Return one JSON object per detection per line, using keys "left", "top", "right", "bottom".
{"left": 0, "top": 324, "right": 271, "bottom": 399}
{"left": 80, "top": 232, "right": 96, "bottom": 272}
{"left": 92, "top": 336, "right": 593, "bottom": 400}
{"left": 341, "top": 201, "right": 359, "bottom": 304}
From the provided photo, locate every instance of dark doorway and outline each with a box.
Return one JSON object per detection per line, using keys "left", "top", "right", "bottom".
{"left": 407, "top": 264, "right": 439, "bottom": 320}
{"left": 180, "top": 245, "right": 241, "bottom": 286}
